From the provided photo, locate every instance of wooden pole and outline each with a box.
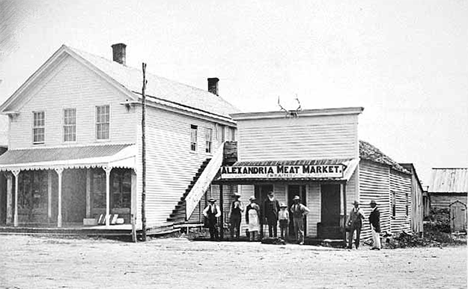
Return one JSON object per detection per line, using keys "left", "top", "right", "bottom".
{"left": 342, "top": 182, "right": 347, "bottom": 247}
{"left": 141, "top": 62, "right": 147, "bottom": 241}
{"left": 219, "top": 185, "right": 224, "bottom": 240}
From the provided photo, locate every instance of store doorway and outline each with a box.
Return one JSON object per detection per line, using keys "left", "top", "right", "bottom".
{"left": 254, "top": 184, "right": 273, "bottom": 237}
{"left": 288, "top": 185, "right": 307, "bottom": 239}
{"left": 320, "top": 184, "right": 341, "bottom": 239}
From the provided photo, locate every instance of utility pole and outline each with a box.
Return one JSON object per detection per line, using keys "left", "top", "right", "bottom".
{"left": 141, "top": 62, "right": 147, "bottom": 241}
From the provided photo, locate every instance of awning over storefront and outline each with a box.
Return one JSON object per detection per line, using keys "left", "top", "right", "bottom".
{"left": 217, "top": 158, "right": 359, "bottom": 182}
{"left": 0, "top": 144, "right": 136, "bottom": 171}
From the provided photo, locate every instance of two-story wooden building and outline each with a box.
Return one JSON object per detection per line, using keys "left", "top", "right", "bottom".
{"left": 216, "top": 108, "right": 414, "bottom": 244}
{"left": 0, "top": 43, "right": 238, "bottom": 230}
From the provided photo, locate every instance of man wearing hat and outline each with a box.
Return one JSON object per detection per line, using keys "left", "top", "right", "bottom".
{"left": 369, "top": 200, "right": 381, "bottom": 250}
{"left": 290, "top": 195, "right": 310, "bottom": 245}
{"left": 229, "top": 193, "right": 244, "bottom": 240}
{"left": 203, "top": 198, "right": 221, "bottom": 241}
{"left": 263, "top": 191, "right": 281, "bottom": 238}
{"left": 347, "top": 200, "right": 366, "bottom": 249}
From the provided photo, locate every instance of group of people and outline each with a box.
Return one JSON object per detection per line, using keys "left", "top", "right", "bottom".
{"left": 203, "top": 191, "right": 310, "bottom": 244}
{"left": 203, "top": 192, "right": 381, "bottom": 250}
{"left": 346, "top": 200, "right": 381, "bottom": 250}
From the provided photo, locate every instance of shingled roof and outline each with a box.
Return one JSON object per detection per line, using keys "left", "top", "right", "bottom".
{"left": 68, "top": 46, "right": 240, "bottom": 119}
{"left": 429, "top": 168, "right": 468, "bottom": 193}
{"left": 359, "top": 140, "right": 410, "bottom": 174}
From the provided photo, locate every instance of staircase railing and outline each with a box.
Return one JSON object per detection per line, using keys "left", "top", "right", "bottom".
{"left": 185, "top": 142, "right": 225, "bottom": 220}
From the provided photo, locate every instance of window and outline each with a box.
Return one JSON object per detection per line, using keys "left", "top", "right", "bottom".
{"left": 220, "top": 125, "right": 226, "bottom": 142}
{"left": 111, "top": 169, "right": 131, "bottom": 208}
{"left": 33, "top": 111, "right": 45, "bottom": 144}
{"left": 205, "top": 128, "right": 213, "bottom": 153}
{"left": 190, "top": 125, "right": 197, "bottom": 151}
{"left": 63, "top": 108, "right": 76, "bottom": 142}
{"left": 405, "top": 193, "right": 409, "bottom": 217}
{"left": 96, "top": 105, "right": 110, "bottom": 140}
{"left": 92, "top": 169, "right": 106, "bottom": 209}
{"left": 391, "top": 191, "right": 396, "bottom": 218}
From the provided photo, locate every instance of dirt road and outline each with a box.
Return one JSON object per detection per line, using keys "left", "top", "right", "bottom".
{"left": 0, "top": 235, "right": 466, "bottom": 289}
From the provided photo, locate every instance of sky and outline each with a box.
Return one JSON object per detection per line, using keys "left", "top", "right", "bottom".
{"left": 0, "top": 0, "right": 467, "bottom": 185}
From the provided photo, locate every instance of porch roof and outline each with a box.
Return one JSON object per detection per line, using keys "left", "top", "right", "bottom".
{"left": 217, "top": 158, "right": 359, "bottom": 182}
{"left": 0, "top": 144, "right": 136, "bottom": 171}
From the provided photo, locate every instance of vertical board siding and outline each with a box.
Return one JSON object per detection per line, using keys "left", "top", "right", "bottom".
{"left": 359, "top": 160, "right": 390, "bottom": 240}
{"left": 390, "top": 169, "right": 412, "bottom": 235}
{"left": 410, "top": 173, "right": 424, "bottom": 234}
{"left": 237, "top": 115, "right": 358, "bottom": 161}
{"left": 431, "top": 194, "right": 468, "bottom": 210}
{"left": 307, "top": 183, "right": 321, "bottom": 237}
{"left": 9, "top": 56, "right": 137, "bottom": 149}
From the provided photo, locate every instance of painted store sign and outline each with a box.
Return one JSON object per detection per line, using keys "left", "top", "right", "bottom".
{"left": 220, "top": 164, "right": 345, "bottom": 179}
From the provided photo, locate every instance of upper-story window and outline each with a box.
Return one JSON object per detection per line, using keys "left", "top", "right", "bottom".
{"left": 190, "top": 125, "right": 198, "bottom": 151}
{"left": 205, "top": 128, "right": 213, "bottom": 153}
{"left": 33, "top": 111, "right": 45, "bottom": 144}
{"left": 63, "top": 108, "right": 76, "bottom": 142}
{"left": 96, "top": 105, "right": 110, "bottom": 140}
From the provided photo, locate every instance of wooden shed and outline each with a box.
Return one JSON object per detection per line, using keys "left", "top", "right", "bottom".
{"left": 428, "top": 168, "right": 468, "bottom": 210}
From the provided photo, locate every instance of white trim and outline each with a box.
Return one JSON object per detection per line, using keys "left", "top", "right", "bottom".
{"left": 231, "top": 107, "right": 364, "bottom": 121}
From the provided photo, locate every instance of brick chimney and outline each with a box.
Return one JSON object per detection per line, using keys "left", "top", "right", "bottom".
{"left": 208, "top": 77, "right": 219, "bottom": 96}
{"left": 111, "top": 43, "right": 126, "bottom": 65}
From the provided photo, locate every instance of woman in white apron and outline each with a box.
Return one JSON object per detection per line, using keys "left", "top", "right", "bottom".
{"left": 246, "top": 196, "right": 260, "bottom": 241}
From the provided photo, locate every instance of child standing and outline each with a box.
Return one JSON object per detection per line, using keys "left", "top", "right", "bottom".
{"left": 278, "top": 203, "right": 290, "bottom": 241}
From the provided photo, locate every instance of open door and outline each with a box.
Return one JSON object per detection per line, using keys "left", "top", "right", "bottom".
{"left": 288, "top": 185, "right": 307, "bottom": 240}
{"left": 319, "top": 184, "right": 341, "bottom": 239}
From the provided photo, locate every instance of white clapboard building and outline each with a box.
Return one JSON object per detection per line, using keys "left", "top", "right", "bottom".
{"left": 0, "top": 43, "right": 238, "bottom": 230}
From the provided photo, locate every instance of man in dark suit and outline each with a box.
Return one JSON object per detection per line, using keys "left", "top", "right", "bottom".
{"left": 369, "top": 200, "right": 381, "bottom": 250}
{"left": 263, "top": 191, "right": 280, "bottom": 237}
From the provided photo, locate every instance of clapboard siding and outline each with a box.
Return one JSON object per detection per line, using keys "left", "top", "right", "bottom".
{"left": 390, "top": 169, "right": 412, "bottom": 235}
{"left": 237, "top": 114, "right": 358, "bottom": 161}
{"left": 9, "top": 55, "right": 137, "bottom": 149}
{"left": 431, "top": 194, "right": 468, "bottom": 210}
{"left": 307, "top": 183, "right": 321, "bottom": 237}
{"left": 359, "top": 160, "right": 390, "bottom": 240}
{"left": 138, "top": 106, "right": 234, "bottom": 227}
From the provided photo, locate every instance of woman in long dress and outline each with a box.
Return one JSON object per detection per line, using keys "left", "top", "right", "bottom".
{"left": 246, "top": 196, "right": 260, "bottom": 241}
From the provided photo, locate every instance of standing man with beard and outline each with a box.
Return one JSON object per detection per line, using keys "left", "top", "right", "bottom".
{"left": 263, "top": 191, "right": 280, "bottom": 238}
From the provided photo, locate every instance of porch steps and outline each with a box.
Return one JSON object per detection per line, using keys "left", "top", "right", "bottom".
{"left": 166, "top": 158, "right": 211, "bottom": 224}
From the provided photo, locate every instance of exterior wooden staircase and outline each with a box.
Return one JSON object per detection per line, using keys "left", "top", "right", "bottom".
{"left": 166, "top": 158, "right": 211, "bottom": 224}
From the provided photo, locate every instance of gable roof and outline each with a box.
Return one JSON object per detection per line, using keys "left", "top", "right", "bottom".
{"left": 1, "top": 45, "right": 240, "bottom": 122}
{"left": 359, "top": 140, "right": 410, "bottom": 174}
{"left": 428, "top": 168, "right": 468, "bottom": 193}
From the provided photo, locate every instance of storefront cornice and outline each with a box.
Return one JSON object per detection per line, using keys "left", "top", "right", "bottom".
{"left": 230, "top": 107, "right": 364, "bottom": 120}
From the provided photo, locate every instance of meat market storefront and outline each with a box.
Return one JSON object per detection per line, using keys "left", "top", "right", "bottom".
{"left": 215, "top": 107, "right": 364, "bottom": 243}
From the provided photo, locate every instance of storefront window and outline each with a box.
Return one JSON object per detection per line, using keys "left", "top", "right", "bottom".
{"left": 111, "top": 169, "right": 131, "bottom": 208}
{"left": 18, "top": 171, "right": 48, "bottom": 216}
{"left": 92, "top": 169, "right": 106, "bottom": 209}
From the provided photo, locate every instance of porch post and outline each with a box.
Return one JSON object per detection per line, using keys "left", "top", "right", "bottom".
{"left": 342, "top": 182, "right": 347, "bottom": 246}
{"left": 86, "top": 169, "right": 91, "bottom": 218}
{"left": 6, "top": 173, "right": 13, "bottom": 225}
{"left": 55, "top": 168, "right": 64, "bottom": 228}
{"left": 103, "top": 166, "right": 112, "bottom": 228}
{"left": 47, "top": 170, "right": 52, "bottom": 223}
{"left": 12, "top": 170, "right": 20, "bottom": 227}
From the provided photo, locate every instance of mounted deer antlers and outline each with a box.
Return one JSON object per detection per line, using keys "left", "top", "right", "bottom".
{"left": 278, "top": 95, "right": 302, "bottom": 118}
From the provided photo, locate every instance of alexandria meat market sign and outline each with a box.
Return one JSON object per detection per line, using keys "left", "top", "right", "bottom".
{"left": 220, "top": 164, "right": 345, "bottom": 179}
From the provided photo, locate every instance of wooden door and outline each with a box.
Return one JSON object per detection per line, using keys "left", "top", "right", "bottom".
{"left": 451, "top": 202, "right": 467, "bottom": 232}
{"left": 63, "top": 170, "right": 87, "bottom": 223}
